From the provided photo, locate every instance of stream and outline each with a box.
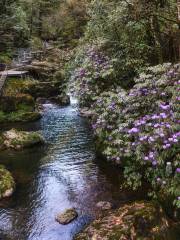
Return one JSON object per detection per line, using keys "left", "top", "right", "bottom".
{"left": 0, "top": 98, "right": 146, "bottom": 240}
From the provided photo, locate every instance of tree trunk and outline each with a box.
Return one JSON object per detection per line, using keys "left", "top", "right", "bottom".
{"left": 150, "top": 15, "right": 164, "bottom": 64}
{"left": 30, "top": 2, "right": 33, "bottom": 36}
{"left": 178, "top": 1, "right": 180, "bottom": 22}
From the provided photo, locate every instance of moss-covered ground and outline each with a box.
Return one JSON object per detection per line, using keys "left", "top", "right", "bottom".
{"left": 0, "top": 78, "right": 41, "bottom": 123}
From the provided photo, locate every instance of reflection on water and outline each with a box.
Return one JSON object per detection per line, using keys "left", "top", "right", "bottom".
{"left": 0, "top": 100, "right": 148, "bottom": 240}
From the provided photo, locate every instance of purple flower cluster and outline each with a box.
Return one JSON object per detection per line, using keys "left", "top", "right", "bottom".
{"left": 72, "top": 46, "right": 114, "bottom": 106}
{"left": 144, "top": 151, "right": 157, "bottom": 166}
{"left": 128, "top": 106, "right": 179, "bottom": 155}
{"left": 159, "top": 103, "right": 171, "bottom": 111}
{"left": 128, "top": 127, "right": 139, "bottom": 134}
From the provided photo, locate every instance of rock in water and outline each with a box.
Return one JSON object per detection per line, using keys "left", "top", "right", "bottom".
{"left": 0, "top": 165, "right": 15, "bottom": 200}
{"left": 96, "top": 201, "right": 112, "bottom": 210}
{"left": 1, "top": 129, "right": 44, "bottom": 150}
{"left": 56, "top": 208, "right": 78, "bottom": 225}
{"left": 3, "top": 188, "right": 14, "bottom": 198}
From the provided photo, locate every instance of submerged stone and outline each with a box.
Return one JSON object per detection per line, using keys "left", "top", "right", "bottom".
{"left": 1, "top": 129, "right": 44, "bottom": 150}
{"left": 50, "top": 94, "right": 70, "bottom": 106}
{"left": 0, "top": 165, "right": 15, "bottom": 200}
{"left": 75, "top": 201, "right": 174, "bottom": 240}
{"left": 56, "top": 208, "right": 78, "bottom": 225}
{"left": 79, "top": 108, "right": 94, "bottom": 118}
{"left": 96, "top": 201, "right": 112, "bottom": 210}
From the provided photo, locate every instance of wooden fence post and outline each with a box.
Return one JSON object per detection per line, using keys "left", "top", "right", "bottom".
{"left": 178, "top": 1, "right": 180, "bottom": 21}
{"left": 177, "top": 1, "right": 180, "bottom": 60}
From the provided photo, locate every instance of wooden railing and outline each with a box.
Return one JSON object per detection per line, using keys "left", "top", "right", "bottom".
{"left": 0, "top": 66, "right": 8, "bottom": 94}
{"left": 0, "top": 48, "right": 47, "bottom": 95}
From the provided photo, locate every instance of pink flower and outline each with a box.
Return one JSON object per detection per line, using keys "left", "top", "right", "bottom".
{"left": 159, "top": 104, "right": 170, "bottom": 111}
{"left": 128, "top": 128, "right": 139, "bottom": 134}
{"left": 160, "top": 112, "right": 167, "bottom": 119}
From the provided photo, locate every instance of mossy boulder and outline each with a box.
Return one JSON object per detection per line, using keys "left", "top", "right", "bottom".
{"left": 0, "top": 83, "right": 41, "bottom": 123}
{"left": 75, "top": 201, "right": 174, "bottom": 240}
{"left": 21, "top": 61, "right": 58, "bottom": 80}
{"left": 0, "top": 165, "right": 15, "bottom": 199}
{"left": 26, "top": 81, "right": 61, "bottom": 98}
{"left": 1, "top": 129, "right": 44, "bottom": 150}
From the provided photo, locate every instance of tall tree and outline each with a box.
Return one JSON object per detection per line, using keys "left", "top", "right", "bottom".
{"left": 0, "top": 0, "right": 29, "bottom": 52}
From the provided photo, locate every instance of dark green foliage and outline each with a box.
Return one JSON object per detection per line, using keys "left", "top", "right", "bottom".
{"left": 0, "top": 0, "right": 87, "bottom": 52}
{"left": 79, "top": 0, "right": 179, "bottom": 86}
{"left": 0, "top": 0, "right": 29, "bottom": 52}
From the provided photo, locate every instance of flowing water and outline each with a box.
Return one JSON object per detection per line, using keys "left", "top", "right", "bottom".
{"left": 0, "top": 99, "right": 158, "bottom": 240}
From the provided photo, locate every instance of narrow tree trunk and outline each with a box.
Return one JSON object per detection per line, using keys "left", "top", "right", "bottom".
{"left": 150, "top": 16, "right": 164, "bottom": 64}
{"left": 30, "top": 2, "right": 33, "bottom": 36}
{"left": 38, "top": 10, "right": 43, "bottom": 38}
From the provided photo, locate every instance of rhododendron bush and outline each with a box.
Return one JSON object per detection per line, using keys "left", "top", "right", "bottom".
{"left": 70, "top": 45, "right": 115, "bottom": 107}
{"left": 91, "top": 63, "right": 180, "bottom": 207}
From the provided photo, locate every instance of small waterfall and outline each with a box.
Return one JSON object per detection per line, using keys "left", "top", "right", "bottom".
{"left": 70, "top": 96, "right": 78, "bottom": 105}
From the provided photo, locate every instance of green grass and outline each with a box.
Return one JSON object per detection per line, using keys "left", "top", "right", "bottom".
{"left": 16, "top": 103, "right": 34, "bottom": 112}
{"left": 4, "top": 78, "right": 36, "bottom": 96}
{"left": 0, "top": 110, "right": 41, "bottom": 123}
{"left": 0, "top": 52, "right": 12, "bottom": 64}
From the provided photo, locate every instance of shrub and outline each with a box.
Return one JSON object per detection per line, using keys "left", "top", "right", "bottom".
{"left": 70, "top": 45, "right": 115, "bottom": 107}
